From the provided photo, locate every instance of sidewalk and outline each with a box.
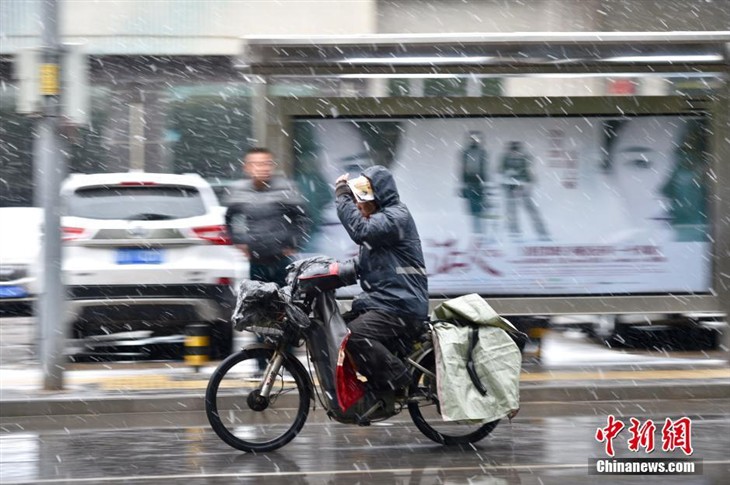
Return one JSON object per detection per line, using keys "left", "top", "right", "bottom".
{"left": 1, "top": 331, "right": 729, "bottom": 419}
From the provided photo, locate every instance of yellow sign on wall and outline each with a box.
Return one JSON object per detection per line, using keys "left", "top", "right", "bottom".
{"left": 40, "top": 64, "right": 59, "bottom": 95}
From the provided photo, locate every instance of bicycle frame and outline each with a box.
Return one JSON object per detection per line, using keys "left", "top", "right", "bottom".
{"left": 254, "top": 289, "right": 433, "bottom": 425}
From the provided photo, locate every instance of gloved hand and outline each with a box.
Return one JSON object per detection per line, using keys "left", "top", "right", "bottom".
{"left": 335, "top": 173, "right": 352, "bottom": 199}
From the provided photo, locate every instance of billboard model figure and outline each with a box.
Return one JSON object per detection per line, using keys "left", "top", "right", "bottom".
{"left": 499, "top": 141, "right": 550, "bottom": 242}
{"left": 459, "top": 131, "right": 489, "bottom": 235}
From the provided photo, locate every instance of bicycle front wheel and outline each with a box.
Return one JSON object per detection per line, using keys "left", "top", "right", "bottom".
{"left": 408, "top": 350, "right": 499, "bottom": 445}
{"left": 205, "top": 347, "right": 311, "bottom": 452}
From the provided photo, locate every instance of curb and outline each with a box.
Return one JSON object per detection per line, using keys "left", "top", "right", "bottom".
{"left": 519, "top": 380, "right": 730, "bottom": 402}
{"left": 2, "top": 381, "right": 729, "bottom": 418}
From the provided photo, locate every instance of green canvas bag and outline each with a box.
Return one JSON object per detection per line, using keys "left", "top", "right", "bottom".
{"left": 431, "top": 294, "right": 522, "bottom": 422}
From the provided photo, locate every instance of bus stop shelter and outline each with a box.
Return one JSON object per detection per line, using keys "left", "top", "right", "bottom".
{"left": 235, "top": 31, "right": 730, "bottom": 356}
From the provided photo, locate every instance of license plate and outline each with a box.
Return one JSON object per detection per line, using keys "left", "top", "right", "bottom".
{"left": 116, "top": 248, "right": 164, "bottom": 265}
{"left": 0, "top": 286, "right": 28, "bottom": 299}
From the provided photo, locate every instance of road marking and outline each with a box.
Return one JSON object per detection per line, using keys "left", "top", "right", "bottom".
{"left": 2, "top": 460, "right": 729, "bottom": 484}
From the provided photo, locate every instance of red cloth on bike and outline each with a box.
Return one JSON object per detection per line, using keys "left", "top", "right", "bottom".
{"left": 336, "top": 331, "right": 365, "bottom": 411}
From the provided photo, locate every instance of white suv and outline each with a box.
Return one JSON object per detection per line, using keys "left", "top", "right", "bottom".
{"left": 0, "top": 207, "right": 43, "bottom": 315}
{"left": 61, "top": 172, "right": 246, "bottom": 359}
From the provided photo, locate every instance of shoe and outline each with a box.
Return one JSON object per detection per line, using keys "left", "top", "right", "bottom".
{"left": 393, "top": 386, "right": 408, "bottom": 401}
{"left": 391, "top": 372, "right": 411, "bottom": 390}
{"left": 384, "top": 373, "right": 411, "bottom": 400}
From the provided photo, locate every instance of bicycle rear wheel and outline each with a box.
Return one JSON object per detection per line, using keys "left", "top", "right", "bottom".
{"left": 205, "top": 347, "right": 311, "bottom": 452}
{"left": 408, "top": 350, "right": 499, "bottom": 445}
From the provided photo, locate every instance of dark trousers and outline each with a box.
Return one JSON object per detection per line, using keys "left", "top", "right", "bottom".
{"left": 250, "top": 256, "right": 293, "bottom": 370}
{"left": 346, "top": 310, "right": 418, "bottom": 390}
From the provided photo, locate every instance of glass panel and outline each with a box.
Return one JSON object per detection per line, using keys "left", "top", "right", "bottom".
{"left": 67, "top": 87, "right": 114, "bottom": 175}
{"left": 388, "top": 79, "right": 410, "bottom": 96}
{"left": 424, "top": 78, "right": 467, "bottom": 96}
{"left": 166, "top": 85, "right": 252, "bottom": 180}
{"left": 0, "top": 85, "right": 34, "bottom": 207}
{"left": 67, "top": 186, "right": 206, "bottom": 220}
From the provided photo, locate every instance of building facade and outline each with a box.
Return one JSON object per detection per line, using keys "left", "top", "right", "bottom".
{"left": 0, "top": 0, "right": 727, "bottom": 205}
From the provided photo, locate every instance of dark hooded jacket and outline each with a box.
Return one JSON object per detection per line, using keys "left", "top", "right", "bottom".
{"left": 224, "top": 176, "right": 308, "bottom": 263}
{"left": 336, "top": 165, "right": 429, "bottom": 319}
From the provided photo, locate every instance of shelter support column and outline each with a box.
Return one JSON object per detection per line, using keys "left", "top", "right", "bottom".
{"left": 714, "top": 54, "right": 730, "bottom": 365}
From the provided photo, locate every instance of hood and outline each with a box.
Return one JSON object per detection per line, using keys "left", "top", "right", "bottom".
{"left": 362, "top": 165, "right": 399, "bottom": 207}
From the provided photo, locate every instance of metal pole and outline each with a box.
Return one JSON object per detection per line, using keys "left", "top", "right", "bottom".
{"left": 37, "top": 0, "right": 66, "bottom": 390}
{"left": 718, "top": 43, "right": 730, "bottom": 366}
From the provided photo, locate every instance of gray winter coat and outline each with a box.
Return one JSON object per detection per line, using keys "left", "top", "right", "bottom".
{"left": 336, "top": 165, "right": 429, "bottom": 320}
{"left": 224, "top": 177, "right": 308, "bottom": 262}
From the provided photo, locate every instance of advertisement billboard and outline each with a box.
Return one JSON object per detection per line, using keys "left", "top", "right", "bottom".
{"left": 292, "top": 115, "right": 711, "bottom": 296}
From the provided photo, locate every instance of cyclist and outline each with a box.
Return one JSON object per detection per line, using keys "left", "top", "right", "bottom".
{"left": 334, "top": 166, "right": 429, "bottom": 392}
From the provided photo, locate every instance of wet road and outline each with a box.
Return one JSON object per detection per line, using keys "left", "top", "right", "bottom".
{"left": 1, "top": 402, "right": 728, "bottom": 484}
{"left": 3, "top": 315, "right": 729, "bottom": 483}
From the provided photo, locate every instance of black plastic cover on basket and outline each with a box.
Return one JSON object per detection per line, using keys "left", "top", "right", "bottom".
{"left": 231, "top": 280, "right": 310, "bottom": 333}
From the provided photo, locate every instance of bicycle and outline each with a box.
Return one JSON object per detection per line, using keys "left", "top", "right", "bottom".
{"left": 205, "top": 256, "right": 499, "bottom": 452}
